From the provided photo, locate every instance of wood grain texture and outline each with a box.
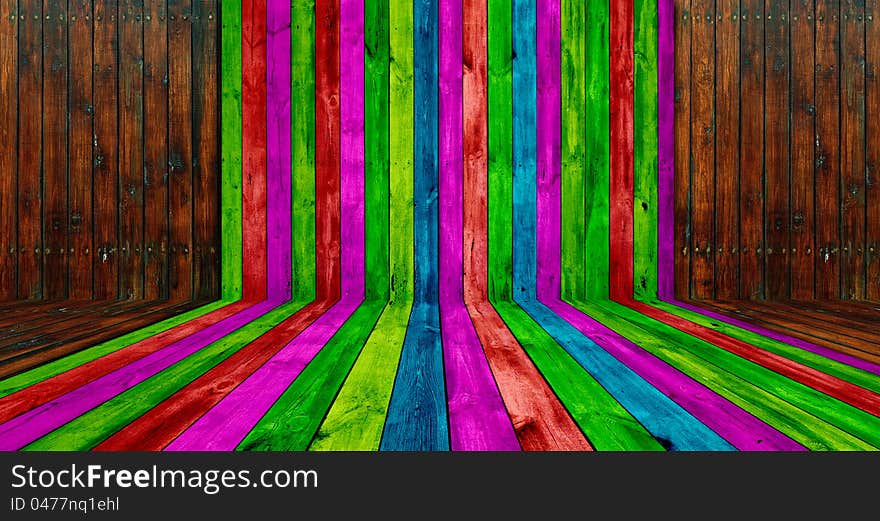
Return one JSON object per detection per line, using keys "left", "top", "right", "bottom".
{"left": 840, "top": 0, "right": 865, "bottom": 300}
{"left": 712, "top": 0, "right": 738, "bottom": 298}
{"left": 688, "top": 0, "right": 714, "bottom": 299}
{"left": 0, "top": 0, "right": 18, "bottom": 300}
{"left": 763, "top": 0, "right": 791, "bottom": 300}
{"left": 42, "top": 0, "right": 68, "bottom": 299}
{"left": 68, "top": 0, "right": 94, "bottom": 299}
{"left": 143, "top": 0, "right": 168, "bottom": 299}
{"left": 18, "top": 0, "right": 43, "bottom": 300}
{"left": 738, "top": 0, "right": 764, "bottom": 299}
{"left": 868, "top": 0, "right": 880, "bottom": 301}
{"left": 789, "top": 0, "right": 816, "bottom": 299}
{"left": 673, "top": 0, "right": 690, "bottom": 299}
{"left": 814, "top": 0, "right": 841, "bottom": 298}
{"left": 92, "top": 0, "right": 119, "bottom": 300}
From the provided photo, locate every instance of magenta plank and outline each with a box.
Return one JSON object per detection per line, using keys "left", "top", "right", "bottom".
{"left": 533, "top": 0, "right": 801, "bottom": 451}
{"left": 267, "top": 0, "right": 293, "bottom": 301}
{"left": 438, "top": 0, "right": 520, "bottom": 451}
{"left": 166, "top": 0, "right": 366, "bottom": 450}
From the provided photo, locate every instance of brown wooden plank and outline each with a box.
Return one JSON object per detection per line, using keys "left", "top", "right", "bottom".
{"left": 0, "top": 0, "right": 18, "bottom": 300}
{"left": 738, "top": 0, "right": 764, "bottom": 299}
{"left": 840, "top": 0, "right": 866, "bottom": 300}
{"left": 789, "top": 0, "right": 816, "bottom": 300}
{"left": 167, "top": 0, "right": 193, "bottom": 301}
{"left": 93, "top": 0, "right": 120, "bottom": 299}
{"left": 763, "top": 0, "right": 790, "bottom": 300}
{"left": 68, "top": 0, "right": 94, "bottom": 299}
{"left": 815, "top": 0, "right": 841, "bottom": 299}
{"left": 0, "top": 300, "right": 201, "bottom": 379}
{"left": 143, "top": 0, "right": 168, "bottom": 299}
{"left": 119, "top": 0, "right": 145, "bottom": 299}
{"left": 674, "top": 1, "right": 691, "bottom": 300}
{"left": 17, "top": 0, "right": 43, "bottom": 300}
{"left": 713, "top": 0, "right": 739, "bottom": 298}
{"left": 42, "top": 0, "right": 69, "bottom": 299}
{"left": 192, "top": 0, "right": 220, "bottom": 301}
{"left": 869, "top": 1, "right": 880, "bottom": 301}
{"left": 689, "top": 0, "right": 715, "bottom": 299}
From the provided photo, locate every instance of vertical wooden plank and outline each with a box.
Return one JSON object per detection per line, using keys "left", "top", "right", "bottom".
{"left": 560, "top": 0, "right": 585, "bottom": 302}
{"left": 739, "top": 0, "right": 764, "bottom": 299}
{"left": 291, "top": 0, "right": 316, "bottom": 303}
{"left": 167, "top": 0, "right": 192, "bottom": 300}
{"left": 764, "top": 0, "right": 791, "bottom": 300}
{"left": 365, "top": 0, "right": 389, "bottom": 302}
{"left": 68, "top": 0, "right": 94, "bottom": 299}
{"left": 689, "top": 0, "right": 714, "bottom": 299}
{"left": 790, "top": 0, "right": 816, "bottom": 300}
{"left": 868, "top": 0, "right": 880, "bottom": 301}
{"left": 18, "top": 0, "right": 43, "bottom": 300}
{"left": 93, "top": 0, "right": 120, "bottom": 300}
{"left": 815, "top": 0, "right": 840, "bottom": 299}
{"left": 220, "top": 0, "right": 242, "bottom": 300}
{"left": 143, "top": 0, "right": 168, "bottom": 299}
{"left": 0, "top": 0, "right": 18, "bottom": 300}
{"left": 314, "top": 0, "right": 340, "bottom": 301}
{"left": 633, "top": 0, "right": 658, "bottom": 300}
{"left": 119, "top": 0, "right": 144, "bottom": 299}
{"left": 42, "top": 0, "right": 68, "bottom": 299}
{"left": 713, "top": 0, "right": 738, "bottom": 298}
{"left": 192, "top": 0, "right": 220, "bottom": 301}
{"left": 582, "top": 2, "right": 609, "bottom": 300}
{"left": 840, "top": 0, "right": 865, "bottom": 299}
{"left": 673, "top": 1, "right": 691, "bottom": 300}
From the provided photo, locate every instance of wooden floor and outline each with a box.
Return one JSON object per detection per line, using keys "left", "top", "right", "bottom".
{"left": 0, "top": 1, "right": 878, "bottom": 452}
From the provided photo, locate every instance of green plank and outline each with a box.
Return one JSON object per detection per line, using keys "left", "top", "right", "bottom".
{"left": 488, "top": 0, "right": 513, "bottom": 301}
{"left": 560, "top": 0, "right": 586, "bottom": 302}
{"left": 221, "top": 0, "right": 243, "bottom": 300}
{"left": 291, "top": 0, "right": 316, "bottom": 302}
{"left": 633, "top": 0, "right": 658, "bottom": 298}
{"left": 583, "top": 1, "right": 610, "bottom": 299}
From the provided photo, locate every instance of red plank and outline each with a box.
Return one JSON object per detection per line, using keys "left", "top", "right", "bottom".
{"left": 673, "top": 2, "right": 691, "bottom": 299}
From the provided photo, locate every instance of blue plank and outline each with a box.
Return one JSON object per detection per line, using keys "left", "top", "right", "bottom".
{"left": 381, "top": 0, "right": 448, "bottom": 451}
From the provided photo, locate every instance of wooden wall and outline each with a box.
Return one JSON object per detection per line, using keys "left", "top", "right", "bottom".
{"left": 0, "top": 0, "right": 221, "bottom": 302}
{"left": 675, "top": 0, "right": 880, "bottom": 302}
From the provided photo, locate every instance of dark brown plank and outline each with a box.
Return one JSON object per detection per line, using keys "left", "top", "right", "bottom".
{"left": 43, "top": 0, "right": 69, "bottom": 299}
{"left": 68, "top": 0, "right": 94, "bottom": 299}
{"left": 192, "top": 0, "right": 220, "bottom": 301}
{"left": 869, "top": 0, "right": 880, "bottom": 301}
{"left": 93, "top": 0, "right": 120, "bottom": 299}
{"left": 789, "top": 0, "right": 816, "bottom": 300}
{"left": 689, "top": 0, "right": 715, "bottom": 299}
{"left": 738, "top": 0, "right": 764, "bottom": 299}
{"left": 763, "top": 0, "right": 790, "bottom": 300}
{"left": 143, "top": 0, "right": 168, "bottom": 299}
{"left": 840, "top": 0, "right": 866, "bottom": 300}
{"left": 0, "top": 300, "right": 200, "bottom": 379}
{"left": 713, "top": 0, "right": 739, "bottom": 298}
{"left": 167, "top": 0, "right": 193, "bottom": 301}
{"left": 17, "top": 0, "right": 43, "bottom": 300}
{"left": 674, "top": 2, "right": 691, "bottom": 299}
{"left": 119, "top": 0, "right": 145, "bottom": 299}
{"left": 815, "top": 0, "right": 841, "bottom": 299}
{"left": 0, "top": 0, "right": 18, "bottom": 300}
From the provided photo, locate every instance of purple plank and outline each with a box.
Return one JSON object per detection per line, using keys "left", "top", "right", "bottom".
{"left": 267, "top": 0, "right": 293, "bottom": 301}
{"left": 653, "top": 0, "right": 880, "bottom": 376}
{"left": 166, "top": 0, "right": 366, "bottom": 450}
{"left": 438, "top": 0, "right": 519, "bottom": 451}
{"left": 534, "top": 0, "right": 800, "bottom": 451}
